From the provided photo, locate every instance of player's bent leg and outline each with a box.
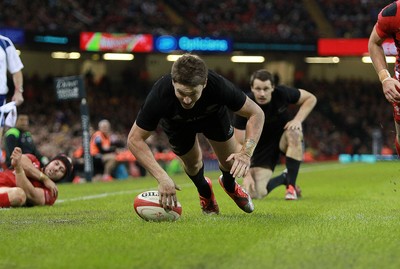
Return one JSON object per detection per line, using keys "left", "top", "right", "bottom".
{"left": 251, "top": 167, "right": 272, "bottom": 199}
{"left": 395, "top": 137, "right": 400, "bottom": 157}
{"left": 178, "top": 138, "right": 203, "bottom": 176}
{"left": 0, "top": 188, "right": 26, "bottom": 207}
{"left": 281, "top": 129, "right": 303, "bottom": 199}
{"left": 218, "top": 175, "right": 254, "bottom": 213}
{"left": 393, "top": 102, "right": 400, "bottom": 124}
{"left": 242, "top": 171, "right": 258, "bottom": 199}
{"left": 199, "top": 177, "right": 219, "bottom": 215}
{"left": 282, "top": 129, "right": 303, "bottom": 160}
{"left": 179, "top": 139, "right": 219, "bottom": 214}
{"left": 207, "top": 136, "right": 239, "bottom": 171}
{"left": 394, "top": 120, "right": 400, "bottom": 156}
{"left": 209, "top": 137, "right": 254, "bottom": 213}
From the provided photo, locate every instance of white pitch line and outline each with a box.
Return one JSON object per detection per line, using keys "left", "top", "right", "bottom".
{"left": 56, "top": 182, "right": 195, "bottom": 204}
{"left": 56, "top": 162, "right": 357, "bottom": 204}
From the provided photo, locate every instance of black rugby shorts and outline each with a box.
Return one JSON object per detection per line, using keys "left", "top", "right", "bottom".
{"left": 162, "top": 112, "right": 233, "bottom": 156}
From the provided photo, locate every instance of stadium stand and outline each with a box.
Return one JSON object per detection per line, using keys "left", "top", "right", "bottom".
{"left": 1, "top": 0, "right": 397, "bottom": 178}
{"left": 315, "top": 0, "right": 393, "bottom": 38}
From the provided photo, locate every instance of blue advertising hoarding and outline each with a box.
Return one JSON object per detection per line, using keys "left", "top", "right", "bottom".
{"left": 0, "top": 28, "right": 25, "bottom": 45}
{"left": 155, "top": 35, "right": 232, "bottom": 53}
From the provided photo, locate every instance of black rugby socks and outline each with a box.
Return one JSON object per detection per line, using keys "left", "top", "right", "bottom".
{"left": 267, "top": 173, "right": 287, "bottom": 193}
{"left": 220, "top": 169, "right": 236, "bottom": 193}
{"left": 286, "top": 157, "right": 300, "bottom": 187}
{"left": 187, "top": 164, "right": 211, "bottom": 198}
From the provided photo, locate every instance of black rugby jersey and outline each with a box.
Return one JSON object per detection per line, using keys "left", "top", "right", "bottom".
{"left": 233, "top": 85, "right": 300, "bottom": 145}
{"left": 136, "top": 70, "right": 246, "bottom": 131}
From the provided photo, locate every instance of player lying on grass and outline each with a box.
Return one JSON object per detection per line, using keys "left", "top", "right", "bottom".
{"left": 0, "top": 147, "right": 73, "bottom": 208}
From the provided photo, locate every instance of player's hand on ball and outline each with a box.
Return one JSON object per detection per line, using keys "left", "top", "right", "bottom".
{"left": 134, "top": 191, "right": 182, "bottom": 222}
{"left": 158, "top": 177, "right": 180, "bottom": 210}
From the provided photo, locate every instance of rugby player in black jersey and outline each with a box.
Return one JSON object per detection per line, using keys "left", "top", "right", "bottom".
{"left": 234, "top": 69, "right": 316, "bottom": 200}
{"left": 128, "top": 54, "right": 264, "bottom": 214}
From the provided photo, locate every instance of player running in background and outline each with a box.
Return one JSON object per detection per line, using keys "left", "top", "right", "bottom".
{"left": 234, "top": 69, "right": 317, "bottom": 200}
{"left": 0, "top": 34, "right": 24, "bottom": 106}
{"left": 368, "top": 1, "right": 400, "bottom": 156}
{"left": 128, "top": 54, "right": 264, "bottom": 214}
{"left": 0, "top": 147, "right": 73, "bottom": 208}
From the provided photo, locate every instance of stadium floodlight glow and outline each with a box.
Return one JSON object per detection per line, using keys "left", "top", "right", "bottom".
{"left": 166, "top": 54, "right": 183, "bottom": 61}
{"left": 68, "top": 52, "right": 81, "bottom": 59}
{"left": 304, "top": 57, "right": 340, "bottom": 64}
{"left": 51, "top": 51, "right": 81, "bottom": 59}
{"left": 103, "top": 53, "right": 134, "bottom": 61}
{"left": 230, "top": 56, "right": 265, "bottom": 63}
{"left": 361, "top": 56, "right": 396, "bottom": 64}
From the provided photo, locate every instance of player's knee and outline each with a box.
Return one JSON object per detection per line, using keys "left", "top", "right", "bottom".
{"left": 287, "top": 129, "right": 303, "bottom": 148}
{"left": 8, "top": 188, "right": 26, "bottom": 207}
{"left": 253, "top": 188, "right": 268, "bottom": 199}
{"left": 183, "top": 159, "right": 203, "bottom": 175}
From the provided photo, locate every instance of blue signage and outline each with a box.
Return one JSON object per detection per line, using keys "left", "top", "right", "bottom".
{"left": 156, "top": 35, "right": 177, "bottom": 53}
{"left": 34, "top": 35, "right": 69, "bottom": 44}
{"left": 155, "top": 35, "right": 231, "bottom": 53}
{"left": 0, "top": 28, "right": 25, "bottom": 45}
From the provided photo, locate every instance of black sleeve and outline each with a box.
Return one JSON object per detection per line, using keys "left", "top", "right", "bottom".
{"left": 209, "top": 71, "right": 246, "bottom": 112}
{"left": 278, "top": 85, "right": 301, "bottom": 104}
{"left": 135, "top": 75, "right": 170, "bottom": 131}
{"left": 233, "top": 114, "right": 248, "bottom": 130}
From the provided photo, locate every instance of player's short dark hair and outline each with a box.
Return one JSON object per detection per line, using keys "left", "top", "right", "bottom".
{"left": 249, "top": 69, "right": 275, "bottom": 87}
{"left": 171, "top": 54, "right": 208, "bottom": 87}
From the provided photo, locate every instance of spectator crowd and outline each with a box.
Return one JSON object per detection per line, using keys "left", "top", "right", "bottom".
{"left": 1, "top": 0, "right": 397, "bottom": 181}
{"left": 1, "top": 0, "right": 393, "bottom": 41}
{"left": 8, "top": 71, "right": 396, "bottom": 167}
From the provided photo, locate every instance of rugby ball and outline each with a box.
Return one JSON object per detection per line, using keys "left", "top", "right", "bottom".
{"left": 133, "top": 190, "right": 182, "bottom": 222}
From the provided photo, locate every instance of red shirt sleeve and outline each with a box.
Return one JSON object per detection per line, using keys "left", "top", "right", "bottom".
{"left": 42, "top": 188, "right": 57, "bottom": 205}
{"left": 376, "top": 2, "right": 400, "bottom": 38}
{"left": 27, "top": 154, "right": 57, "bottom": 205}
{"left": 26, "top": 154, "right": 41, "bottom": 169}
{"left": 31, "top": 180, "right": 58, "bottom": 205}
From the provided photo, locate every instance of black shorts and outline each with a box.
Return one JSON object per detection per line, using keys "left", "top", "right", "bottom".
{"left": 251, "top": 130, "right": 304, "bottom": 171}
{"left": 250, "top": 134, "right": 282, "bottom": 171}
{"left": 161, "top": 112, "right": 234, "bottom": 156}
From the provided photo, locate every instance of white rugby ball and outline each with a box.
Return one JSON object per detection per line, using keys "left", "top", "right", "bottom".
{"left": 133, "top": 190, "right": 182, "bottom": 222}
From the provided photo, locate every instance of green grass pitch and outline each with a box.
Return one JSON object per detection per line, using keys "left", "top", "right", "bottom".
{"left": 1, "top": 161, "right": 399, "bottom": 269}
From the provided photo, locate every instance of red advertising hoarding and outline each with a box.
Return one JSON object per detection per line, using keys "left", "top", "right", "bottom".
{"left": 318, "top": 38, "right": 396, "bottom": 56}
{"left": 80, "top": 32, "right": 153, "bottom": 52}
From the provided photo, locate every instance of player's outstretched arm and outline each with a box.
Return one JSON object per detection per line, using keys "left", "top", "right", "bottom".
{"left": 229, "top": 97, "right": 264, "bottom": 178}
{"left": 285, "top": 89, "right": 317, "bottom": 130}
{"left": 368, "top": 25, "right": 400, "bottom": 103}
{"left": 127, "top": 122, "right": 179, "bottom": 210}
